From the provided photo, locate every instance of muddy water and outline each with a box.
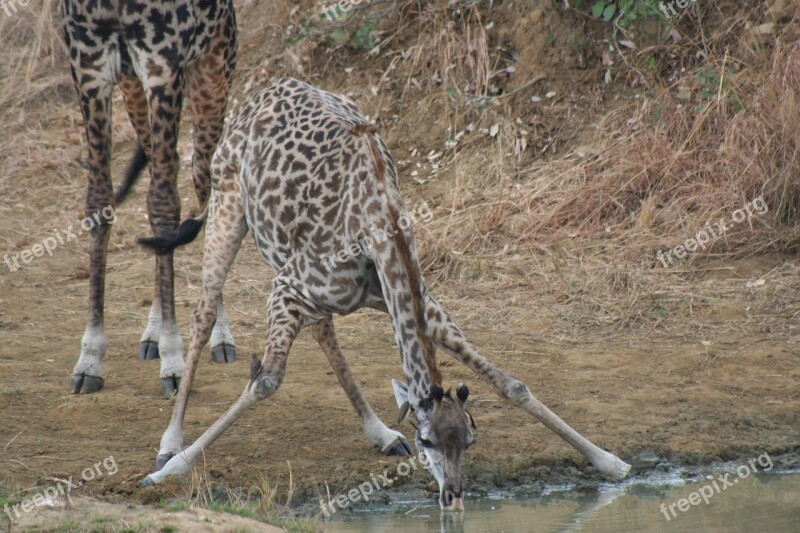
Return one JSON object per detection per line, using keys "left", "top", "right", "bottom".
{"left": 326, "top": 471, "right": 800, "bottom": 532}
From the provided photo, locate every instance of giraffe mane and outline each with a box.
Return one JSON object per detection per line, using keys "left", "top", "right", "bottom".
{"left": 351, "top": 123, "right": 443, "bottom": 388}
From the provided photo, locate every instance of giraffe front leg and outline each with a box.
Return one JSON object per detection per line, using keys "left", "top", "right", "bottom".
{"left": 144, "top": 383, "right": 260, "bottom": 484}
{"left": 155, "top": 185, "right": 246, "bottom": 468}
{"left": 425, "top": 295, "right": 631, "bottom": 480}
{"left": 310, "top": 319, "right": 411, "bottom": 456}
{"left": 142, "top": 285, "right": 305, "bottom": 486}
{"left": 156, "top": 288, "right": 215, "bottom": 470}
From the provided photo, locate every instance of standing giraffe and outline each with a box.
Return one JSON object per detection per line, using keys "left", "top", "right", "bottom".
{"left": 138, "top": 78, "right": 631, "bottom": 509}
{"left": 62, "top": 0, "right": 239, "bottom": 396}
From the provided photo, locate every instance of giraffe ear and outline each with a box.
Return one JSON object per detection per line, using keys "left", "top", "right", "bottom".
{"left": 392, "top": 379, "right": 413, "bottom": 425}
{"left": 397, "top": 401, "right": 411, "bottom": 425}
{"left": 392, "top": 379, "right": 409, "bottom": 408}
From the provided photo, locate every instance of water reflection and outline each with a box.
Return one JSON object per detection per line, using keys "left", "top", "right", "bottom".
{"left": 327, "top": 473, "right": 800, "bottom": 532}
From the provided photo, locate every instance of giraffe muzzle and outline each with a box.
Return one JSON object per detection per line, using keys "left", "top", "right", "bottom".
{"left": 443, "top": 492, "right": 465, "bottom": 511}
{"left": 441, "top": 486, "right": 465, "bottom": 511}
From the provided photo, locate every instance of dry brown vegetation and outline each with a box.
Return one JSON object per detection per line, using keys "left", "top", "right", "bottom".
{"left": 4, "top": 1, "right": 798, "bottom": 270}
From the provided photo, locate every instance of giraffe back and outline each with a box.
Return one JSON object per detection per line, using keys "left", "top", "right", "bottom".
{"left": 212, "top": 78, "right": 415, "bottom": 314}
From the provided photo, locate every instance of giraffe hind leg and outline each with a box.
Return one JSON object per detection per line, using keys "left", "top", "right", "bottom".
{"left": 187, "top": 17, "right": 238, "bottom": 363}
{"left": 185, "top": 8, "right": 237, "bottom": 212}
{"left": 119, "top": 73, "right": 164, "bottom": 363}
{"left": 210, "top": 298, "right": 236, "bottom": 363}
{"left": 154, "top": 165, "right": 247, "bottom": 468}
{"left": 117, "top": 73, "right": 151, "bottom": 205}
{"left": 311, "top": 318, "right": 412, "bottom": 456}
{"left": 67, "top": 41, "right": 117, "bottom": 394}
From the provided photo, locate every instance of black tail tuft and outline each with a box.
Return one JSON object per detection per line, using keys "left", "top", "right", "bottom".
{"left": 114, "top": 142, "right": 148, "bottom": 205}
{"left": 138, "top": 218, "right": 205, "bottom": 255}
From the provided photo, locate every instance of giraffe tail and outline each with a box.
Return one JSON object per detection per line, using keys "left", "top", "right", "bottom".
{"left": 138, "top": 204, "right": 208, "bottom": 255}
{"left": 113, "top": 141, "right": 148, "bottom": 205}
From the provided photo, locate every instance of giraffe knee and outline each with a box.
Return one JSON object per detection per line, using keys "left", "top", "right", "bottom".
{"left": 248, "top": 369, "right": 284, "bottom": 401}
{"left": 505, "top": 379, "right": 531, "bottom": 406}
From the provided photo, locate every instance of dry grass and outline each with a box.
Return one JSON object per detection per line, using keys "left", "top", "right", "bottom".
{"left": 395, "top": 1, "right": 492, "bottom": 102}
{"left": 0, "top": 0, "right": 84, "bottom": 217}
{"left": 2, "top": 0, "right": 798, "bottom": 340}
{"left": 0, "top": 0, "right": 67, "bottom": 119}
{"left": 402, "top": 21, "right": 800, "bottom": 336}
{"left": 177, "top": 461, "right": 317, "bottom": 529}
{"left": 419, "top": 42, "right": 800, "bottom": 272}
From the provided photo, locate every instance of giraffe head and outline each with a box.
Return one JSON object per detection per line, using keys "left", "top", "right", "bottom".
{"left": 392, "top": 380, "right": 476, "bottom": 511}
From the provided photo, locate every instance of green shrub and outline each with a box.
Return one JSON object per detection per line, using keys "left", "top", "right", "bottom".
{"left": 575, "top": 0, "right": 664, "bottom": 26}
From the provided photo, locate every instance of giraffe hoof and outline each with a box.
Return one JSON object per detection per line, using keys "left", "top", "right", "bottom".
{"left": 384, "top": 438, "right": 413, "bottom": 457}
{"left": 139, "top": 340, "right": 160, "bottom": 360}
{"left": 156, "top": 452, "right": 176, "bottom": 471}
{"left": 211, "top": 343, "right": 236, "bottom": 364}
{"left": 160, "top": 376, "right": 181, "bottom": 397}
{"left": 70, "top": 374, "right": 104, "bottom": 394}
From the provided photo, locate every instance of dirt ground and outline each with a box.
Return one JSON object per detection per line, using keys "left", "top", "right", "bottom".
{"left": 1, "top": 0, "right": 799, "bottom": 528}
{"left": 4, "top": 497, "right": 283, "bottom": 532}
